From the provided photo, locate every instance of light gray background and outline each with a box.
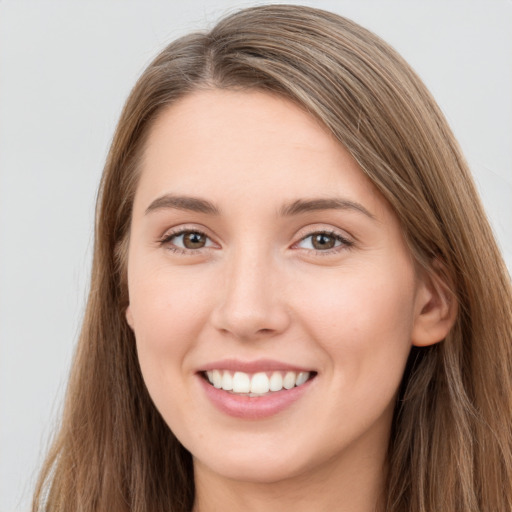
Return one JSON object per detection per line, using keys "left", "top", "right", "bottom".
{"left": 1, "top": 1, "right": 511, "bottom": 511}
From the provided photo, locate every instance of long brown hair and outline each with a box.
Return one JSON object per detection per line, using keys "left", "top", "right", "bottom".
{"left": 33, "top": 5, "right": 512, "bottom": 511}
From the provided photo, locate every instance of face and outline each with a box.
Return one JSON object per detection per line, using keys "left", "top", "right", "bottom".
{"left": 125, "top": 89, "right": 429, "bottom": 485}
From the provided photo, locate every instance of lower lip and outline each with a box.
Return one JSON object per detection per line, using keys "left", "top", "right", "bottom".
{"left": 198, "top": 375, "right": 315, "bottom": 419}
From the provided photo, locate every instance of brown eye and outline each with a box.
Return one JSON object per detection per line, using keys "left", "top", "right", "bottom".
{"left": 162, "top": 230, "right": 213, "bottom": 251}
{"left": 296, "top": 231, "right": 352, "bottom": 252}
{"left": 311, "top": 233, "right": 336, "bottom": 250}
{"left": 182, "top": 231, "right": 207, "bottom": 249}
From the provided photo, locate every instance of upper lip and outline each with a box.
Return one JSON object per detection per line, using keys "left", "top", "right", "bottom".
{"left": 199, "top": 358, "right": 314, "bottom": 374}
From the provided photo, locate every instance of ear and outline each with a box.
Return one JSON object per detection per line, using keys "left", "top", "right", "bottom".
{"left": 125, "top": 305, "right": 134, "bottom": 330}
{"left": 411, "top": 262, "right": 458, "bottom": 347}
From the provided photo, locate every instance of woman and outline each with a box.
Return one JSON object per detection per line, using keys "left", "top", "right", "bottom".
{"left": 33, "top": 5, "right": 512, "bottom": 512}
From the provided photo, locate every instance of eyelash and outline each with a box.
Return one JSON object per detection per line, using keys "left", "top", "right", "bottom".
{"left": 158, "top": 229, "right": 214, "bottom": 255}
{"left": 294, "top": 230, "right": 354, "bottom": 255}
{"left": 158, "top": 229, "right": 354, "bottom": 255}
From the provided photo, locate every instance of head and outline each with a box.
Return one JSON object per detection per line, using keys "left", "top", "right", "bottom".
{"left": 35, "top": 5, "right": 512, "bottom": 512}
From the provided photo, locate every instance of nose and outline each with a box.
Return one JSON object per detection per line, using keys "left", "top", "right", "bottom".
{"left": 211, "top": 248, "right": 291, "bottom": 341}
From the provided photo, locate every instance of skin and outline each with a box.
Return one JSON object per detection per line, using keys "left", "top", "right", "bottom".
{"left": 125, "top": 89, "right": 455, "bottom": 512}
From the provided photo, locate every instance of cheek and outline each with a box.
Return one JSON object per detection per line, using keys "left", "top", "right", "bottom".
{"left": 128, "top": 263, "right": 213, "bottom": 351}
{"left": 127, "top": 264, "right": 216, "bottom": 419}
{"left": 126, "top": 265, "right": 210, "bottom": 409}
{"left": 293, "top": 263, "right": 416, "bottom": 387}
{"left": 298, "top": 261, "right": 415, "bottom": 329}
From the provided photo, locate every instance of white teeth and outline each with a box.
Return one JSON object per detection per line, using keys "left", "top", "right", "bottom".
{"left": 205, "top": 369, "right": 312, "bottom": 394}
{"left": 283, "top": 371, "right": 296, "bottom": 390}
{"left": 269, "top": 372, "right": 283, "bottom": 391}
{"left": 250, "top": 372, "right": 270, "bottom": 394}
{"left": 221, "top": 371, "right": 233, "bottom": 391}
{"left": 212, "top": 369, "right": 222, "bottom": 389}
{"left": 232, "top": 372, "right": 251, "bottom": 393}
{"left": 296, "top": 371, "right": 309, "bottom": 386}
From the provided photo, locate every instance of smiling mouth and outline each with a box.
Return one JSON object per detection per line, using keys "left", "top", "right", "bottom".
{"left": 202, "top": 370, "right": 316, "bottom": 396}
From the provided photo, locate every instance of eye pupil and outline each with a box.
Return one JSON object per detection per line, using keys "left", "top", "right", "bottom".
{"left": 183, "top": 232, "right": 206, "bottom": 249}
{"left": 312, "top": 233, "right": 335, "bottom": 250}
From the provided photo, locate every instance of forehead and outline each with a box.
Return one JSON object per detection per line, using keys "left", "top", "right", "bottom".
{"left": 134, "top": 88, "right": 386, "bottom": 218}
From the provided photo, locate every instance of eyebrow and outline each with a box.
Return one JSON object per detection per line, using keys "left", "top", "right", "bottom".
{"left": 279, "top": 198, "right": 376, "bottom": 220}
{"left": 145, "top": 194, "right": 220, "bottom": 215}
{"left": 145, "top": 194, "right": 375, "bottom": 220}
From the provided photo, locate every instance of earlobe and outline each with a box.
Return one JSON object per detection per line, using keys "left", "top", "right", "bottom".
{"left": 125, "top": 305, "right": 134, "bottom": 330}
{"left": 411, "top": 264, "right": 458, "bottom": 347}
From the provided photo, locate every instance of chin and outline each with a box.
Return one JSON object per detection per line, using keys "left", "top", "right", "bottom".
{"left": 195, "top": 452, "right": 310, "bottom": 485}
{"left": 188, "top": 430, "right": 331, "bottom": 486}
